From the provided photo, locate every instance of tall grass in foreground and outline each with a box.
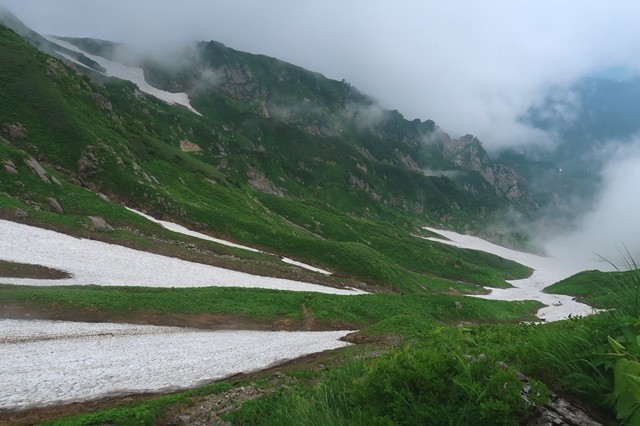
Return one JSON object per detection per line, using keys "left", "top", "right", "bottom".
{"left": 233, "top": 342, "right": 549, "bottom": 426}
{"left": 34, "top": 261, "right": 640, "bottom": 425}
{"left": 600, "top": 250, "right": 640, "bottom": 318}
{"left": 596, "top": 253, "right": 640, "bottom": 424}
{"left": 231, "top": 276, "right": 640, "bottom": 426}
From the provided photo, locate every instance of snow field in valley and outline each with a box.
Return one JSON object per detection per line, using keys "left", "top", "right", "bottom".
{"left": 125, "top": 207, "right": 333, "bottom": 275}
{"left": 0, "top": 216, "right": 359, "bottom": 411}
{"left": 0, "top": 219, "right": 361, "bottom": 294}
{"left": 0, "top": 319, "right": 353, "bottom": 411}
{"left": 421, "top": 227, "right": 610, "bottom": 321}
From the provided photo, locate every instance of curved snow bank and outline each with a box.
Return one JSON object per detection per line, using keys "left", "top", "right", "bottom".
{"left": 421, "top": 227, "right": 611, "bottom": 321}
{"left": 0, "top": 319, "right": 353, "bottom": 411}
{"left": 0, "top": 219, "right": 363, "bottom": 295}
{"left": 281, "top": 257, "right": 332, "bottom": 275}
{"left": 126, "top": 207, "right": 333, "bottom": 275}
{"left": 44, "top": 35, "right": 201, "bottom": 116}
{"left": 126, "top": 207, "right": 261, "bottom": 252}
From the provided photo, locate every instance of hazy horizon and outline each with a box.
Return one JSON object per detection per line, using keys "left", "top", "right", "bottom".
{"left": 4, "top": 1, "right": 640, "bottom": 148}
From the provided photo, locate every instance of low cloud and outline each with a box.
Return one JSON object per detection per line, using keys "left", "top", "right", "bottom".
{"left": 6, "top": 1, "right": 640, "bottom": 151}
{"left": 343, "top": 101, "right": 386, "bottom": 130}
{"left": 545, "top": 139, "right": 640, "bottom": 265}
{"left": 192, "top": 68, "right": 222, "bottom": 93}
{"left": 421, "top": 169, "right": 466, "bottom": 179}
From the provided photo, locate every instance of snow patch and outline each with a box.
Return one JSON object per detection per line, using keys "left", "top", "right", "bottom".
{"left": 0, "top": 219, "right": 362, "bottom": 295}
{"left": 126, "top": 207, "right": 261, "bottom": 253}
{"left": 420, "top": 227, "right": 611, "bottom": 321}
{"left": 281, "top": 257, "right": 332, "bottom": 275}
{"left": 0, "top": 319, "right": 353, "bottom": 411}
{"left": 125, "top": 207, "right": 333, "bottom": 275}
{"left": 44, "top": 35, "right": 201, "bottom": 116}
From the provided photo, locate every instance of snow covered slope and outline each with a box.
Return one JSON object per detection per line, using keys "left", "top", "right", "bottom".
{"left": 421, "top": 227, "right": 610, "bottom": 321}
{"left": 0, "top": 219, "right": 362, "bottom": 294}
{"left": 0, "top": 319, "right": 353, "bottom": 411}
{"left": 44, "top": 35, "right": 201, "bottom": 115}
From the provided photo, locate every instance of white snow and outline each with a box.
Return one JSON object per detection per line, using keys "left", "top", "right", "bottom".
{"left": 0, "top": 319, "right": 353, "bottom": 411}
{"left": 281, "top": 257, "right": 332, "bottom": 275}
{"left": 126, "top": 207, "right": 262, "bottom": 253}
{"left": 0, "top": 219, "right": 363, "bottom": 295}
{"left": 44, "top": 35, "right": 201, "bottom": 116}
{"left": 421, "top": 227, "right": 611, "bottom": 321}
{"left": 125, "top": 207, "right": 333, "bottom": 275}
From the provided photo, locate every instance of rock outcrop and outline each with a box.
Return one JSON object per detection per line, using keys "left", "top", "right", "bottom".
{"left": 2, "top": 159, "right": 18, "bottom": 174}
{"left": 179, "top": 139, "right": 202, "bottom": 153}
{"left": 24, "top": 157, "right": 51, "bottom": 184}
{"left": 47, "top": 197, "right": 64, "bottom": 214}
{"left": 246, "top": 166, "right": 284, "bottom": 196}
{"left": 88, "top": 216, "right": 113, "bottom": 231}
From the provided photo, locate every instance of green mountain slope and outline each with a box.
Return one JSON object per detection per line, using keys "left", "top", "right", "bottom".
{"left": 0, "top": 22, "right": 534, "bottom": 293}
{"left": 0, "top": 13, "right": 632, "bottom": 426}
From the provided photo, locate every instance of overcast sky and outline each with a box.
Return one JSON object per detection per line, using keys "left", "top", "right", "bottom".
{"left": 3, "top": 0, "right": 640, "bottom": 151}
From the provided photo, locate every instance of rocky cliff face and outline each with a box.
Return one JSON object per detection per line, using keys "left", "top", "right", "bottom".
{"left": 2, "top": 13, "right": 550, "bottom": 231}
{"left": 440, "top": 133, "right": 534, "bottom": 205}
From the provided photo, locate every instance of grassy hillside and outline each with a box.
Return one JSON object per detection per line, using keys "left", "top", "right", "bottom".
{"left": 546, "top": 268, "right": 640, "bottom": 311}
{"left": 2, "top": 17, "right": 640, "bottom": 426}
{"left": 0, "top": 24, "right": 533, "bottom": 293}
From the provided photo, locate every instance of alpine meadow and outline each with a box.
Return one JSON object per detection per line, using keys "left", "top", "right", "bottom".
{"left": 1, "top": 3, "right": 640, "bottom": 425}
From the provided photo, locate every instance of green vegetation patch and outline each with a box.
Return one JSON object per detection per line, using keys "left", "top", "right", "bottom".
{"left": 0, "top": 285, "right": 541, "bottom": 327}
{"left": 546, "top": 269, "right": 640, "bottom": 311}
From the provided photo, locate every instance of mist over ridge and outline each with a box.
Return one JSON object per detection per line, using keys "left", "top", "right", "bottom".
{"left": 1, "top": 0, "right": 639, "bottom": 262}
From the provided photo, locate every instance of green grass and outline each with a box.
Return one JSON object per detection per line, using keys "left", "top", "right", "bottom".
{"left": 1, "top": 23, "right": 623, "bottom": 425}
{"left": 230, "top": 313, "right": 623, "bottom": 425}
{"left": 546, "top": 269, "right": 640, "bottom": 311}
{"left": 40, "top": 381, "right": 235, "bottom": 426}
{"left": 0, "top": 285, "right": 541, "bottom": 327}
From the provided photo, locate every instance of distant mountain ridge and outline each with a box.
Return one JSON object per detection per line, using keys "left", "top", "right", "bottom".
{"left": 494, "top": 76, "right": 640, "bottom": 215}
{"left": 3, "top": 5, "right": 619, "bottom": 256}
{"left": 64, "top": 33, "right": 542, "bottom": 209}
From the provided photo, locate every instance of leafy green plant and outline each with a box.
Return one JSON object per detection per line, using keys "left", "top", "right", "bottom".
{"left": 606, "top": 334, "right": 640, "bottom": 425}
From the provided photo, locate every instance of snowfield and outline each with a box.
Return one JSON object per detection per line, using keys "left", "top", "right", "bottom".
{"left": 0, "top": 319, "right": 353, "bottom": 411}
{"left": 0, "top": 218, "right": 608, "bottom": 411}
{"left": 0, "top": 219, "right": 362, "bottom": 295}
{"left": 421, "top": 227, "right": 610, "bottom": 321}
{"left": 126, "top": 207, "right": 333, "bottom": 275}
{"left": 44, "top": 36, "right": 201, "bottom": 115}
{"left": 281, "top": 257, "right": 332, "bottom": 275}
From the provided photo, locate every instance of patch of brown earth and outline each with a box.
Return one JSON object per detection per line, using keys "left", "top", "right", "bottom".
{"left": 301, "top": 301, "right": 316, "bottom": 330}
{"left": 0, "top": 260, "right": 71, "bottom": 279}
{"left": 163, "top": 373, "right": 294, "bottom": 425}
{"left": 179, "top": 139, "right": 202, "bottom": 153}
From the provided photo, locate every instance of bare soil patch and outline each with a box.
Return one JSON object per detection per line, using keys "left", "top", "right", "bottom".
{"left": 0, "top": 260, "right": 70, "bottom": 279}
